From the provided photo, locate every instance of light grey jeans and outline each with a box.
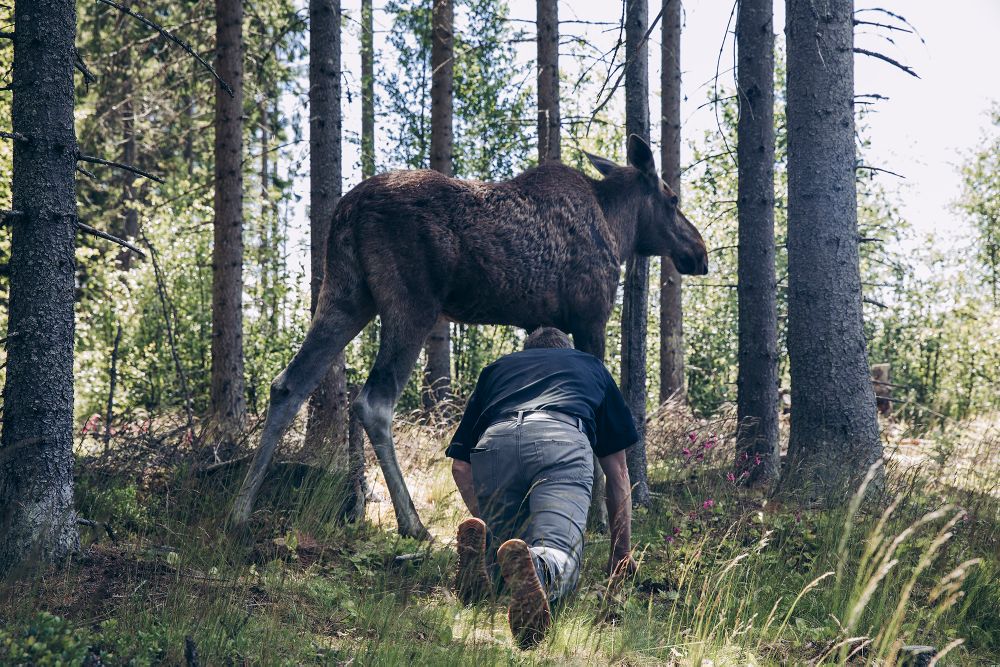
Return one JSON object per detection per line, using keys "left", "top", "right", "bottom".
{"left": 469, "top": 414, "right": 594, "bottom": 603}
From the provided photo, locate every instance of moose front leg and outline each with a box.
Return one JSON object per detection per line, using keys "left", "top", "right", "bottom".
{"left": 572, "top": 323, "right": 610, "bottom": 533}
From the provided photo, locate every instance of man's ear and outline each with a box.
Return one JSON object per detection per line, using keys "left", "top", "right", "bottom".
{"left": 626, "top": 134, "right": 656, "bottom": 176}
{"left": 584, "top": 151, "right": 619, "bottom": 177}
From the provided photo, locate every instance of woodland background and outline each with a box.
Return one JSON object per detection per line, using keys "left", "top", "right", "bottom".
{"left": 0, "top": 0, "right": 998, "bottom": 664}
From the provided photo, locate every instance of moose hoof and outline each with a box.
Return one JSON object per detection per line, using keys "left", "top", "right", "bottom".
{"left": 399, "top": 519, "right": 432, "bottom": 542}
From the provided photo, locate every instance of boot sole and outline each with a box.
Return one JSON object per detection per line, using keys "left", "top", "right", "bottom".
{"left": 497, "top": 538, "right": 551, "bottom": 650}
{"left": 456, "top": 518, "right": 490, "bottom": 605}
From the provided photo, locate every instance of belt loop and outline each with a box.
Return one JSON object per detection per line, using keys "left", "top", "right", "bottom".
{"left": 517, "top": 410, "right": 524, "bottom": 425}
{"left": 576, "top": 417, "right": 583, "bottom": 433}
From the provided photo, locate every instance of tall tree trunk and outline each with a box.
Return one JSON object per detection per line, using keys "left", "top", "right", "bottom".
{"left": 304, "top": 0, "right": 349, "bottom": 460}
{"left": 659, "top": 0, "right": 684, "bottom": 404}
{"left": 536, "top": 0, "right": 560, "bottom": 163}
{"left": 736, "top": 0, "right": 779, "bottom": 486}
{"left": 784, "top": 0, "right": 882, "bottom": 499}
{"left": 424, "top": 0, "right": 453, "bottom": 411}
{"left": 361, "top": 0, "right": 375, "bottom": 180}
{"left": 736, "top": 0, "right": 780, "bottom": 487}
{"left": 621, "top": 0, "right": 652, "bottom": 508}
{"left": 211, "top": 0, "right": 247, "bottom": 449}
{"left": 0, "top": 0, "right": 80, "bottom": 575}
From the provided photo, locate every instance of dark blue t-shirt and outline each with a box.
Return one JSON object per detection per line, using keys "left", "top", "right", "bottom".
{"left": 445, "top": 348, "right": 638, "bottom": 462}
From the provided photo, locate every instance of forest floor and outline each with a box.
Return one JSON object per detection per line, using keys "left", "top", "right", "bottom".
{"left": 1, "top": 407, "right": 999, "bottom": 665}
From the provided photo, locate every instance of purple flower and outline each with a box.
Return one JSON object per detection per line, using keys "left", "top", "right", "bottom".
{"left": 688, "top": 432, "right": 698, "bottom": 442}
{"left": 727, "top": 471, "right": 737, "bottom": 483}
{"left": 682, "top": 447, "right": 692, "bottom": 458}
{"left": 702, "top": 499, "right": 715, "bottom": 509}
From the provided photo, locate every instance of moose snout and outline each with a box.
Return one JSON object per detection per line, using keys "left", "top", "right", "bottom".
{"left": 675, "top": 248, "right": 709, "bottom": 276}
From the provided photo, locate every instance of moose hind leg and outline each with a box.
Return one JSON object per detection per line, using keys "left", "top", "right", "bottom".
{"left": 354, "top": 317, "right": 437, "bottom": 540}
{"left": 231, "top": 304, "right": 372, "bottom": 525}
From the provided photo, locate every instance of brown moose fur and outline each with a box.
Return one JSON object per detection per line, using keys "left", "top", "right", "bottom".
{"left": 232, "top": 135, "right": 708, "bottom": 539}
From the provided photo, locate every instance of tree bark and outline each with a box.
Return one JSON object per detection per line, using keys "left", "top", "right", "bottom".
{"left": 361, "top": 0, "right": 375, "bottom": 180}
{"left": 735, "top": 0, "right": 780, "bottom": 487}
{"left": 536, "top": 0, "right": 560, "bottom": 163}
{"left": 621, "top": 0, "right": 652, "bottom": 508}
{"left": 0, "top": 0, "right": 80, "bottom": 575}
{"left": 783, "top": 0, "right": 883, "bottom": 499}
{"left": 423, "top": 0, "right": 454, "bottom": 411}
{"left": 304, "top": 0, "right": 349, "bottom": 461}
{"left": 659, "top": 0, "right": 684, "bottom": 404}
{"left": 211, "top": 0, "right": 247, "bottom": 448}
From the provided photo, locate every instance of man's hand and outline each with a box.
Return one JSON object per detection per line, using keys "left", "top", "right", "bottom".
{"left": 598, "top": 449, "right": 634, "bottom": 582}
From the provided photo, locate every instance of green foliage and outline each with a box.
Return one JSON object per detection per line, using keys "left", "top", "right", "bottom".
{"left": 958, "top": 104, "right": 1000, "bottom": 305}
{"left": 0, "top": 612, "right": 92, "bottom": 666}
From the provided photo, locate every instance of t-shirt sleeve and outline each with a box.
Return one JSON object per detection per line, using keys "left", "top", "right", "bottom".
{"left": 593, "top": 370, "right": 639, "bottom": 457}
{"left": 445, "top": 375, "right": 487, "bottom": 462}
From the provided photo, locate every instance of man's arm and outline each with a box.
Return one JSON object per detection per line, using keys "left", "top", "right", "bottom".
{"left": 599, "top": 449, "right": 637, "bottom": 576}
{"left": 451, "top": 459, "right": 480, "bottom": 518}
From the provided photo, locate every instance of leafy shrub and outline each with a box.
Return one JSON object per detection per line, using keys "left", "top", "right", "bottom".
{"left": 0, "top": 612, "right": 92, "bottom": 666}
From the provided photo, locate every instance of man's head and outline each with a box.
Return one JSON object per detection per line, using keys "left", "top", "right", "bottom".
{"left": 523, "top": 327, "right": 573, "bottom": 350}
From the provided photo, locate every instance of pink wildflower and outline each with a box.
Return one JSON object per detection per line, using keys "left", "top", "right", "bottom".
{"left": 702, "top": 499, "right": 715, "bottom": 509}
{"left": 688, "top": 432, "right": 698, "bottom": 442}
{"left": 703, "top": 438, "right": 716, "bottom": 450}
{"left": 754, "top": 454, "right": 763, "bottom": 466}
{"left": 727, "top": 471, "right": 737, "bottom": 483}
{"left": 682, "top": 447, "right": 692, "bottom": 458}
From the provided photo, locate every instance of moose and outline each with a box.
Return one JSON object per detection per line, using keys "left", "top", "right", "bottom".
{"left": 230, "top": 135, "right": 708, "bottom": 539}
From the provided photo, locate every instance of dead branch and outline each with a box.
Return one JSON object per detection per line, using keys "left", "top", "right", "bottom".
{"left": 853, "top": 48, "right": 919, "bottom": 79}
{"left": 854, "top": 19, "right": 912, "bottom": 34}
{"left": 104, "top": 324, "right": 122, "bottom": 452}
{"left": 863, "top": 297, "right": 888, "bottom": 309}
{"left": 75, "top": 49, "right": 97, "bottom": 84}
{"left": 856, "top": 164, "right": 905, "bottom": 178}
{"left": 78, "top": 153, "right": 165, "bottom": 183}
{"left": 77, "top": 221, "right": 147, "bottom": 258}
{"left": 855, "top": 7, "right": 925, "bottom": 44}
{"left": 0, "top": 130, "right": 27, "bottom": 141}
{"left": 76, "top": 165, "right": 98, "bottom": 180}
{"left": 0, "top": 31, "right": 13, "bottom": 39}
{"left": 141, "top": 232, "right": 196, "bottom": 435}
{"left": 95, "top": 0, "right": 234, "bottom": 97}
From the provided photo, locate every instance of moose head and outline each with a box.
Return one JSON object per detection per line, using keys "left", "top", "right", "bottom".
{"left": 586, "top": 135, "right": 709, "bottom": 275}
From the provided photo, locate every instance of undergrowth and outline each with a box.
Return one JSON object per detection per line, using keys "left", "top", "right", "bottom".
{"left": 1, "top": 410, "right": 998, "bottom": 665}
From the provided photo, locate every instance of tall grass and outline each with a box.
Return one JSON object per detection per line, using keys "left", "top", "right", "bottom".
{"left": 1, "top": 411, "right": 998, "bottom": 664}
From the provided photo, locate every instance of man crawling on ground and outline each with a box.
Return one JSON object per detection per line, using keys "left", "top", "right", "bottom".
{"left": 446, "top": 326, "right": 638, "bottom": 649}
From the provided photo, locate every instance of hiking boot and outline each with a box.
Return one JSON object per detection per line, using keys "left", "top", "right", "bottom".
{"left": 497, "top": 538, "right": 551, "bottom": 650}
{"left": 455, "top": 517, "right": 490, "bottom": 605}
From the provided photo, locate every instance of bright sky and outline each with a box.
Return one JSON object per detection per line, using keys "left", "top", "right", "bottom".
{"left": 288, "top": 0, "right": 1000, "bottom": 280}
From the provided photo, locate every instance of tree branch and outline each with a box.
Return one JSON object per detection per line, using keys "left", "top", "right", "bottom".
{"left": 78, "top": 153, "right": 165, "bottom": 183}
{"left": 77, "top": 221, "right": 147, "bottom": 258}
{"left": 95, "top": 0, "right": 234, "bottom": 97}
{"left": 856, "top": 164, "right": 905, "bottom": 179}
{"left": 0, "top": 130, "right": 27, "bottom": 141}
{"left": 75, "top": 49, "right": 98, "bottom": 85}
{"left": 587, "top": 4, "right": 665, "bottom": 132}
{"left": 0, "top": 31, "right": 14, "bottom": 39}
{"left": 853, "top": 48, "right": 920, "bottom": 78}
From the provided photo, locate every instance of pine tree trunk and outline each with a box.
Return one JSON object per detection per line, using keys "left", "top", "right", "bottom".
{"left": 622, "top": 0, "right": 652, "bottom": 508}
{"left": 361, "top": 0, "right": 375, "bottom": 180}
{"left": 536, "top": 0, "right": 560, "bottom": 163}
{"left": 659, "top": 0, "right": 684, "bottom": 404}
{"left": 424, "top": 0, "right": 454, "bottom": 411}
{"left": 784, "top": 0, "right": 883, "bottom": 499}
{"left": 211, "top": 0, "right": 247, "bottom": 448}
{"left": 0, "top": 0, "right": 81, "bottom": 575}
{"left": 304, "top": 0, "right": 349, "bottom": 461}
{"left": 735, "top": 0, "right": 780, "bottom": 487}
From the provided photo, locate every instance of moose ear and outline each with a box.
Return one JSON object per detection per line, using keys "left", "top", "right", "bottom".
{"left": 584, "top": 151, "right": 619, "bottom": 177}
{"left": 626, "top": 134, "right": 656, "bottom": 175}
